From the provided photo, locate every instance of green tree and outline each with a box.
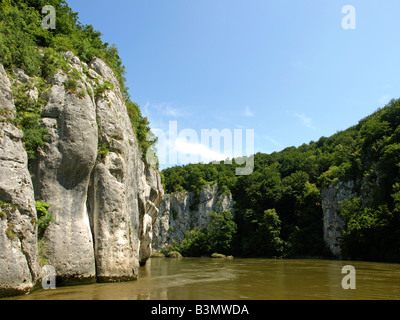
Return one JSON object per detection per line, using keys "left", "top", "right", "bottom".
{"left": 178, "top": 228, "right": 208, "bottom": 257}
{"left": 239, "top": 208, "right": 283, "bottom": 257}
{"left": 207, "top": 210, "right": 237, "bottom": 255}
{"left": 338, "top": 196, "right": 400, "bottom": 261}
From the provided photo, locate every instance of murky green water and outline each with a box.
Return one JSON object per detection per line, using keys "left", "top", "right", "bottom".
{"left": 8, "top": 258, "right": 400, "bottom": 300}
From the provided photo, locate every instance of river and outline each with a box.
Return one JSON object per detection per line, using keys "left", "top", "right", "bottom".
{"left": 7, "top": 258, "right": 400, "bottom": 300}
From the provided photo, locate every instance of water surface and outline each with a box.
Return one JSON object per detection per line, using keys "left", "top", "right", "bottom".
{"left": 9, "top": 258, "right": 400, "bottom": 300}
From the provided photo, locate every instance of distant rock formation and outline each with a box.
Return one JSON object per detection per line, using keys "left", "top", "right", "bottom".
{"left": 152, "top": 184, "right": 234, "bottom": 252}
{"left": 321, "top": 181, "right": 357, "bottom": 258}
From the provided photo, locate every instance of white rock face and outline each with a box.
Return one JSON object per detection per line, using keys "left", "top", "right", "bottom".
{"left": 30, "top": 55, "right": 98, "bottom": 285}
{"left": 321, "top": 181, "right": 356, "bottom": 258}
{"left": 138, "top": 164, "right": 164, "bottom": 265}
{"left": 86, "top": 56, "right": 164, "bottom": 280}
{"left": 152, "top": 184, "right": 234, "bottom": 252}
{"left": 0, "top": 65, "right": 40, "bottom": 298}
{"left": 0, "top": 51, "right": 164, "bottom": 294}
{"left": 84, "top": 56, "right": 163, "bottom": 281}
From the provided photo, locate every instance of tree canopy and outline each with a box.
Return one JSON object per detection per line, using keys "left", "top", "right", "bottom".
{"left": 162, "top": 99, "right": 400, "bottom": 262}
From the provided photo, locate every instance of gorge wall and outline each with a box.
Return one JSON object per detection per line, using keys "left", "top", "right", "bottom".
{"left": 0, "top": 64, "right": 40, "bottom": 297}
{"left": 152, "top": 181, "right": 357, "bottom": 259}
{"left": 0, "top": 52, "right": 163, "bottom": 298}
{"left": 321, "top": 181, "right": 357, "bottom": 258}
{"left": 152, "top": 184, "right": 234, "bottom": 252}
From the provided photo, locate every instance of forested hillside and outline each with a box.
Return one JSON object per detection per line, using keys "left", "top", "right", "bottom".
{"left": 162, "top": 99, "right": 400, "bottom": 262}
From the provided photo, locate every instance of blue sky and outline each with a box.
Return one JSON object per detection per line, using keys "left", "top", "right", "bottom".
{"left": 68, "top": 0, "right": 400, "bottom": 169}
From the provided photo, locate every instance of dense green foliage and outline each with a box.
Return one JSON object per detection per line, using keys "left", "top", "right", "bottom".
{"left": 168, "top": 210, "right": 237, "bottom": 257}
{"left": 0, "top": 201, "right": 18, "bottom": 240}
{"left": 35, "top": 200, "right": 53, "bottom": 239}
{"left": 0, "top": 0, "right": 154, "bottom": 162}
{"left": 11, "top": 77, "right": 50, "bottom": 160}
{"left": 163, "top": 99, "right": 400, "bottom": 262}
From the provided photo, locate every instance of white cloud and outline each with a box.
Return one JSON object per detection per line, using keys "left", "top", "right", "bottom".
{"left": 378, "top": 94, "right": 391, "bottom": 106}
{"left": 243, "top": 105, "right": 254, "bottom": 117}
{"left": 144, "top": 101, "right": 189, "bottom": 118}
{"left": 154, "top": 126, "right": 246, "bottom": 166}
{"left": 164, "top": 105, "right": 182, "bottom": 117}
{"left": 143, "top": 101, "right": 150, "bottom": 116}
{"left": 292, "top": 112, "right": 316, "bottom": 130}
{"left": 151, "top": 121, "right": 254, "bottom": 167}
{"left": 173, "top": 138, "right": 228, "bottom": 164}
{"left": 265, "top": 136, "right": 282, "bottom": 148}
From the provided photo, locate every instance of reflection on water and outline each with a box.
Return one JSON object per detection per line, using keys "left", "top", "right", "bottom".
{"left": 8, "top": 258, "right": 400, "bottom": 300}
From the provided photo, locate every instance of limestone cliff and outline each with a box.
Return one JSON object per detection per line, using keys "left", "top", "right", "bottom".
{"left": 0, "top": 65, "right": 40, "bottom": 298}
{"left": 321, "top": 181, "right": 357, "bottom": 258}
{"left": 152, "top": 184, "right": 234, "bottom": 252}
{"left": 0, "top": 52, "right": 163, "bottom": 297}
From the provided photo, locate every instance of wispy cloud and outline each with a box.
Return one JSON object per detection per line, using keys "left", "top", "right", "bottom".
{"left": 243, "top": 106, "right": 254, "bottom": 117}
{"left": 292, "top": 112, "right": 316, "bottom": 130}
{"left": 154, "top": 125, "right": 249, "bottom": 166}
{"left": 378, "top": 94, "right": 391, "bottom": 106}
{"left": 144, "top": 101, "right": 189, "bottom": 119}
{"left": 265, "top": 136, "right": 282, "bottom": 148}
{"left": 155, "top": 136, "right": 231, "bottom": 166}
{"left": 173, "top": 138, "right": 228, "bottom": 164}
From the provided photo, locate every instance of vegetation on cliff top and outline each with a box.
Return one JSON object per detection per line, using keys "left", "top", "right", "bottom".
{"left": 0, "top": 0, "right": 155, "bottom": 162}
{"left": 162, "top": 99, "right": 400, "bottom": 262}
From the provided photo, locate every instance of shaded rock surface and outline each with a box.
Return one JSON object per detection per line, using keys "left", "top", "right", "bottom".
{"left": 86, "top": 57, "right": 164, "bottom": 279}
{"left": 0, "top": 65, "right": 40, "bottom": 298}
{"left": 31, "top": 55, "right": 98, "bottom": 285}
{"left": 321, "top": 181, "right": 357, "bottom": 258}
{"left": 152, "top": 184, "right": 234, "bottom": 252}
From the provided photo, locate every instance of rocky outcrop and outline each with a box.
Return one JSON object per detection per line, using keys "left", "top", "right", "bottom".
{"left": 152, "top": 184, "right": 234, "bottom": 252}
{"left": 0, "top": 52, "right": 164, "bottom": 296}
{"left": 30, "top": 55, "right": 98, "bottom": 285}
{"left": 0, "top": 65, "right": 40, "bottom": 298}
{"left": 138, "top": 164, "right": 164, "bottom": 265}
{"left": 321, "top": 181, "right": 357, "bottom": 258}
{"left": 86, "top": 57, "right": 163, "bottom": 280}
{"left": 86, "top": 57, "right": 139, "bottom": 282}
